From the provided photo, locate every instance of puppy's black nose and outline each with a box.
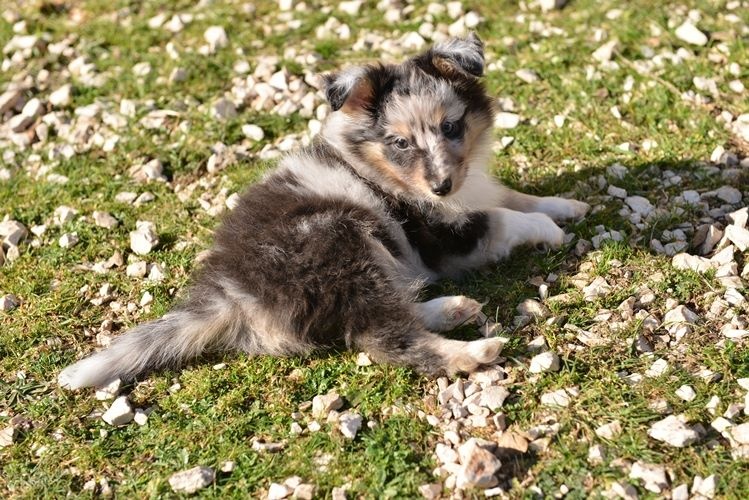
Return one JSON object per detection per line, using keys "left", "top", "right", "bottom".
{"left": 431, "top": 178, "right": 452, "bottom": 196}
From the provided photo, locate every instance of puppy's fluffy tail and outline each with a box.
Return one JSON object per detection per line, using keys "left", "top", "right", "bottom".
{"left": 58, "top": 304, "right": 243, "bottom": 390}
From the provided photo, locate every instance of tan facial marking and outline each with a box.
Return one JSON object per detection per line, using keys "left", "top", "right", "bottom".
{"left": 361, "top": 143, "right": 412, "bottom": 192}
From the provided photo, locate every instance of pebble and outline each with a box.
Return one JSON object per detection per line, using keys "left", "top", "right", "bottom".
{"left": 0, "top": 294, "right": 20, "bottom": 311}
{"left": 629, "top": 461, "right": 669, "bottom": 493}
{"left": 540, "top": 389, "right": 571, "bottom": 407}
{"left": 93, "top": 211, "right": 119, "bottom": 229}
{"left": 625, "top": 196, "right": 654, "bottom": 217}
{"left": 130, "top": 221, "right": 159, "bottom": 255}
{"left": 529, "top": 351, "right": 560, "bottom": 373}
{"left": 212, "top": 98, "right": 237, "bottom": 120}
{"left": 675, "top": 21, "right": 708, "bottom": 46}
{"left": 515, "top": 69, "right": 540, "bottom": 83}
{"left": 242, "top": 124, "right": 265, "bottom": 142}
{"left": 204, "top": 26, "right": 229, "bottom": 53}
{"left": 692, "top": 475, "right": 717, "bottom": 499}
{"left": 583, "top": 276, "right": 612, "bottom": 301}
{"left": 456, "top": 438, "right": 501, "bottom": 489}
{"left": 595, "top": 420, "right": 622, "bottom": 439}
{"left": 102, "top": 396, "right": 134, "bottom": 426}
{"left": 647, "top": 414, "right": 700, "bottom": 447}
{"left": 94, "top": 378, "right": 121, "bottom": 400}
{"left": 267, "top": 482, "right": 293, "bottom": 499}
{"left": 675, "top": 385, "right": 696, "bottom": 402}
{"left": 338, "top": 412, "right": 362, "bottom": 439}
{"left": 168, "top": 466, "right": 215, "bottom": 494}
{"left": 311, "top": 391, "right": 343, "bottom": 419}
{"left": 49, "top": 84, "right": 72, "bottom": 107}
{"left": 494, "top": 112, "right": 520, "bottom": 129}
{"left": 58, "top": 232, "right": 79, "bottom": 248}
{"left": 479, "top": 386, "right": 509, "bottom": 410}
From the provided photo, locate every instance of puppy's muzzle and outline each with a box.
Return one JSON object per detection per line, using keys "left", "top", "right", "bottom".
{"left": 431, "top": 178, "right": 452, "bottom": 196}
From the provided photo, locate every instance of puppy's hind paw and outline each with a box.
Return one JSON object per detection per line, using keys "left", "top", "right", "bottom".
{"left": 448, "top": 337, "right": 507, "bottom": 374}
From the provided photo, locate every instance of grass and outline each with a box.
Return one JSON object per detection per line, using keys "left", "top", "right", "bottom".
{"left": 1, "top": 0, "right": 748, "bottom": 498}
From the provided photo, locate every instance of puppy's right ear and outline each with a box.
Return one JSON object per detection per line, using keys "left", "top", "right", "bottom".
{"left": 322, "top": 67, "right": 375, "bottom": 114}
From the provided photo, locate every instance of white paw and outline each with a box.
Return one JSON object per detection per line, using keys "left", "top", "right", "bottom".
{"left": 528, "top": 213, "right": 565, "bottom": 249}
{"left": 417, "top": 296, "right": 484, "bottom": 332}
{"left": 536, "top": 197, "right": 590, "bottom": 221}
{"left": 449, "top": 337, "right": 506, "bottom": 374}
{"left": 442, "top": 296, "right": 483, "bottom": 330}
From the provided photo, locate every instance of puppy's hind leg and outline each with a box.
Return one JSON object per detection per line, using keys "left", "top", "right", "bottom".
{"left": 354, "top": 316, "right": 503, "bottom": 376}
{"left": 412, "top": 296, "right": 483, "bottom": 332}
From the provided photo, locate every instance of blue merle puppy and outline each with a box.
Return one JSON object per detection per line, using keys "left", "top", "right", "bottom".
{"left": 59, "top": 34, "right": 589, "bottom": 390}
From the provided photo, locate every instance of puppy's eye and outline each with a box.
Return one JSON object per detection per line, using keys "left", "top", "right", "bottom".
{"left": 441, "top": 120, "right": 462, "bottom": 139}
{"left": 393, "top": 137, "right": 410, "bottom": 150}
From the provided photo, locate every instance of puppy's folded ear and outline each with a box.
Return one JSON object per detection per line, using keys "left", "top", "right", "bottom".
{"left": 322, "top": 67, "right": 377, "bottom": 114}
{"left": 431, "top": 32, "right": 485, "bottom": 79}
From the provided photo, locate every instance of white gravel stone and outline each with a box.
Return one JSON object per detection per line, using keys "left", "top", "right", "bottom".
{"left": 625, "top": 196, "right": 654, "bottom": 217}
{"left": 672, "top": 483, "right": 689, "bottom": 500}
{"left": 629, "top": 461, "right": 669, "bottom": 493}
{"left": 311, "top": 391, "right": 343, "bottom": 419}
{"left": 529, "top": 351, "right": 560, "bottom": 374}
{"left": 663, "top": 305, "right": 699, "bottom": 341}
{"left": 134, "top": 409, "right": 149, "bottom": 426}
{"left": 725, "top": 225, "right": 749, "bottom": 251}
{"left": 583, "top": 276, "right": 612, "bottom": 301}
{"left": 595, "top": 420, "right": 622, "bottom": 439}
{"left": 204, "top": 26, "right": 229, "bottom": 52}
{"left": 731, "top": 423, "right": 749, "bottom": 445}
{"left": 168, "top": 466, "right": 215, "bottom": 494}
{"left": 93, "top": 211, "right": 119, "bottom": 229}
{"left": 517, "top": 298, "right": 550, "bottom": 320}
{"left": 479, "top": 386, "right": 510, "bottom": 410}
{"left": 49, "top": 84, "right": 72, "bottom": 107}
{"left": 645, "top": 359, "right": 669, "bottom": 378}
{"left": 540, "top": 389, "right": 571, "bottom": 407}
{"left": 212, "top": 98, "right": 237, "bottom": 120}
{"left": 675, "top": 385, "right": 697, "bottom": 402}
{"left": 130, "top": 221, "right": 159, "bottom": 255}
{"left": 242, "top": 124, "right": 265, "bottom": 141}
{"left": 356, "top": 352, "right": 372, "bottom": 366}
{"left": 675, "top": 21, "right": 708, "bottom": 46}
{"left": 456, "top": 438, "right": 501, "bottom": 489}
{"left": 102, "top": 396, "right": 134, "bottom": 426}
{"left": 338, "top": 412, "right": 362, "bottom": 439}
{"left": 494, "top": 112, "right": 520, "bottom": 129}
{"left": 647, "top": 414, "right": 700, "bottom": 447}
{"left": 515, "top": 68, "right": 540, "bottom": 83}
{"left": 338, "top": 0, "right": 362, "bottom": 15}
{"left": 587, "top": 444, "right": 606, "bottom": 464}
{"left": 267, "top": 482, "right": 293, "bottom": 500}
{"left": 607, "top": 185, "right": 627, "bottom": 199}
{"left": 58, "top": 232, "right": 79, "bottom": 248}
{"left": 0, "top": 294, "right": 20, "bottom": 311}
{"left": 539, "top": 0, "right": 567, "bottom": 12}
{"left": 714, "top": 186, "right": 742, "bottom": 204}
{"left": 692, "top": 475, "right": 717, "bottom": 499}
{"left": 592, "top": 40, "right": 618, "bottom": 63}
{"left": 95, "top": 378, "right": 121, "bottom": 400}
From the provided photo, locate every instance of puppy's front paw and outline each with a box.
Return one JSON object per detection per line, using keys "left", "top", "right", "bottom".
{"left": 536, "top": 197, "right": 590, "bottom": 221}
{"left": 528, "top": 213, "right": 565, "bottom": 249}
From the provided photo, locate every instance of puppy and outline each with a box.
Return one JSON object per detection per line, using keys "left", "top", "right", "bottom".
{"left": 58, "top": 33, "right": 588, "bottom": 390}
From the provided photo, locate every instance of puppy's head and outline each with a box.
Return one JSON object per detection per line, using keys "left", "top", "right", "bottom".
{"left": 321, "top": 33, "right": 495, "bottom": 201}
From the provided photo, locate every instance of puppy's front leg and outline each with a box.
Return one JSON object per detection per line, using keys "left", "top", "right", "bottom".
{"left": 443, "top": 208, "right": 564, "bottom": 273}
{"left": 497, "top": 185, "right": 590, "bottom": 222}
